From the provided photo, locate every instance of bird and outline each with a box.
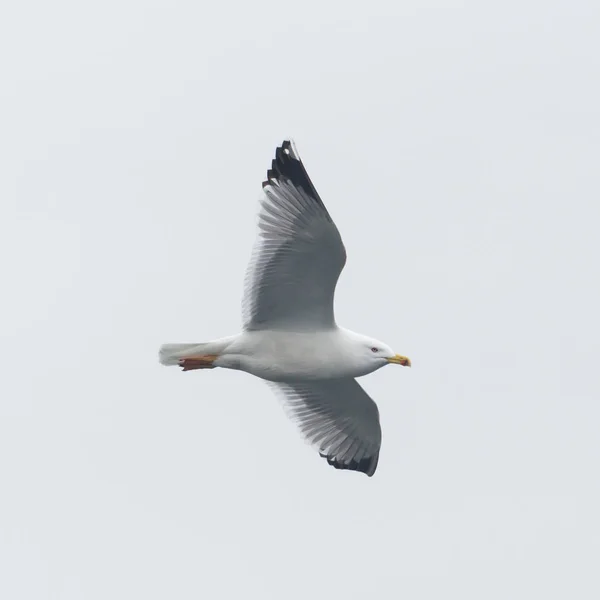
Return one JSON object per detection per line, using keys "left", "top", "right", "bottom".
{"left": 159, "top": 140, "right": 411, "bottom": 476}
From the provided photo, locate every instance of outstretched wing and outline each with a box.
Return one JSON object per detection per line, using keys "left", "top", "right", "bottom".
{"left": 269, "top": 378, "right": 382, "bottom": 476}
{"left": 242, "top": 140, "right": 347, "bottom": 331}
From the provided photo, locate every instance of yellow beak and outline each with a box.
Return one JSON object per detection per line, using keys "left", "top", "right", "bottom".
{"left": 387, "top": 354, "right": 411, "bottom": 367}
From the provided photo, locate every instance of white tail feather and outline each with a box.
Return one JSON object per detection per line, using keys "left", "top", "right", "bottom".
{"left": 159, "top": 343, "right": 206, "bottom": 366}
{"left": 158, "top": 335, "right": 239, "bottom": 367}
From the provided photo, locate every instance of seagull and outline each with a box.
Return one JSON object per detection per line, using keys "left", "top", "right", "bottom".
{"left": 159, "top": 140, "right": 411, "bottom": 476}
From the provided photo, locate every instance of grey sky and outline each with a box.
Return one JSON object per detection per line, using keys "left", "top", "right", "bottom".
{"left": 2, "top": 0, "right": 599, "bottom": 598}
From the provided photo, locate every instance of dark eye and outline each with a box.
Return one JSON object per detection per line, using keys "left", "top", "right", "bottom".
{"left": 371, "top": 347, "right": 379, "bottom": 353}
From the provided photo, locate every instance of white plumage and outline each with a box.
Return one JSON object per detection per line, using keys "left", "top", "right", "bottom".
{"left": 159, "top": 140, "right": 411, "bottom": 476}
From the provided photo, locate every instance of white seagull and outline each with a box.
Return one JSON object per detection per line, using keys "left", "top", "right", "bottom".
{"left": 159, "top": 140, "right": 411, "bottom": 476}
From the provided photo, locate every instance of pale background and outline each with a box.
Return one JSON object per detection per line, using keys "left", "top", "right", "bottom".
{"left": 2, "top": 1, "right": 599, "bottom": 598}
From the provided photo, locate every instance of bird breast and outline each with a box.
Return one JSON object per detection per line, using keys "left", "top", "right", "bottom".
{"left": 216, "top": 329, "right": 376, "bottom": 383}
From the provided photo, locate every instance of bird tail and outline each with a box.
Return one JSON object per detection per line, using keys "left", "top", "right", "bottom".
{"left": 158, "top": 335, "right": 238, "bottom": 366}
{"left": 158, "top": 343, "right": 206, "bottom": 366}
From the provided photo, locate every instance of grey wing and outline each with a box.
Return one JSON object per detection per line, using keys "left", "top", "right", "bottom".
{"left": 269, "top": 378, "right": 382, "bottom": 477}
{"left": 242, "top": 140, "right": 347, "bottom": 331}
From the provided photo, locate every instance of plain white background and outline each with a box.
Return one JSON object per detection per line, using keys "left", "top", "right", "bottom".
{"left": 2, "top": 1, "right": 599, "bottom": 598}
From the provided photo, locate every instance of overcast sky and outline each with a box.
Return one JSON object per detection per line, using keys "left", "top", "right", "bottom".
{"left": 2, "top": 0, "right": 600, "bottom": 598}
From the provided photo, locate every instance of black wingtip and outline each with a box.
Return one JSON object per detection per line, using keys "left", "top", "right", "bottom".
{"left": 261, "top": 140, "right": 322, "bottom": 202}
{"left": 320, "top": 451, "right": 379, "bottom": 477}
{"left": 262, "top": 166, "right": 278, "bottom": 188}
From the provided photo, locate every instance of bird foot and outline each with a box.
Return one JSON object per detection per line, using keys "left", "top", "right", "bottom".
{"left": 178, "top": 355, "right": 218, "bottom": 371}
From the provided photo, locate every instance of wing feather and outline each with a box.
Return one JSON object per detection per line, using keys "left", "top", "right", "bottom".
{"left": 269, "top": 378, "right": 382, "bottom": 477}
{"left": 242, "top": 140, "right": 347, "bottom": 331}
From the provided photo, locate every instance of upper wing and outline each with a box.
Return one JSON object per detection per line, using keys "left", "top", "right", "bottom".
{"left": 242, "top": 140, "right": 347, "bottom": 331}
{"left": 269, "top": 378, "right": 382, "bottom": 477}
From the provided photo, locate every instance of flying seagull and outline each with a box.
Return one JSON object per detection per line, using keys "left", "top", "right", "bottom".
{"left": 159, "top": 140, "right": 411, "bottom": 476}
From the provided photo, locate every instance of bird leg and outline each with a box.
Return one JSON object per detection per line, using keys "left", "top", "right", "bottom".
{"left": 178, "top": 355, "right": 218, "bottom": 371}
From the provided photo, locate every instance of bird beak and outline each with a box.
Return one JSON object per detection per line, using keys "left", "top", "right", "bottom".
{"left": 387, "top": 354, "right": 411, "bottom": 367}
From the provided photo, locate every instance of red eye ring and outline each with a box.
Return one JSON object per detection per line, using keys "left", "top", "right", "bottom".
{"left": 371, "top": 347, "right": 378, "bottom": 353}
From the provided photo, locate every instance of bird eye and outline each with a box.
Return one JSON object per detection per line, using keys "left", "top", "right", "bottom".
{"left": 371, "top": 347, "right": 378, "bottom": 353}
